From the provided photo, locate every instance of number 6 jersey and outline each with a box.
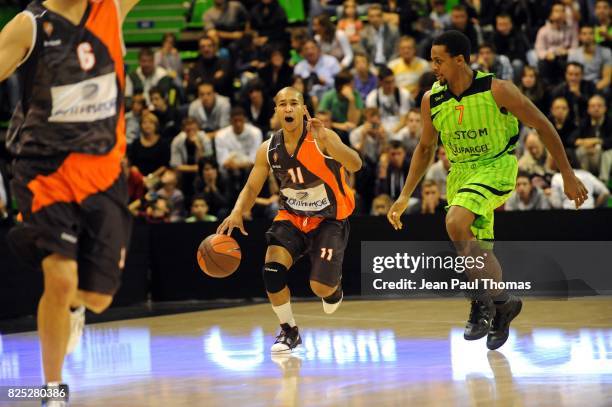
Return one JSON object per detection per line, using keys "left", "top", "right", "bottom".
{"left": 7, "top": 0, "right": 126, "bottom": 158}
{"left": 267, "top": 126, "right": 355, "bottom": 220}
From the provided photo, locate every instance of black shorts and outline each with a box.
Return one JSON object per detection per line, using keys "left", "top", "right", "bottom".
{"left": 10, "top": 153, "right": 131, "bottom": 295}
{"left": 265, "top": 218, "right": 350, "bottom": 287}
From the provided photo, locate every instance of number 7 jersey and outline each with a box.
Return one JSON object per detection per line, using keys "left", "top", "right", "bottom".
{"left": 267, "top": 126, "right": 355, "bottom": 220}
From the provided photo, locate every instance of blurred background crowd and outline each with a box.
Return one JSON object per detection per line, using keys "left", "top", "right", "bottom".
{"left": 0, "top": 0, "right": 610, "bottom": 224}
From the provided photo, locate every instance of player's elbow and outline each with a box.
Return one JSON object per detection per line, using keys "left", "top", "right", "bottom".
{"left": 345, "top": 154, "right": 362, "bottom": 173}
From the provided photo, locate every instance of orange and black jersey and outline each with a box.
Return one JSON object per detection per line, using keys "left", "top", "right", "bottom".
{"left": 267, "top": 125, "right": 355, "bottom": 221}
{"left": 7, "top": 0, "right": 126, "bottom": 158}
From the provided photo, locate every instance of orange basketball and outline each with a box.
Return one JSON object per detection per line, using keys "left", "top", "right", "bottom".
{"left": 197, "top": 234, "right": 241, "bottom": 278}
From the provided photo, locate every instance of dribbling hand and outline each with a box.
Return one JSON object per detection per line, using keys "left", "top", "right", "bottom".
{"left": 387, "top": 196, "right": 409, "bottom": 230}
{"left": 216, "top": 211, "right": 248, "bottom": 236}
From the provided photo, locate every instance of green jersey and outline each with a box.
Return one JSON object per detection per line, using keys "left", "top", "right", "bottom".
{"left": 429, "top": 71, "right": 519, "bottom": 164}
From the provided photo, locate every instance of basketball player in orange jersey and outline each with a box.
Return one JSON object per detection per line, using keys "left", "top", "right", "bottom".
{"left": 218, "top": 87, "right": 362, "bottom": 353}
{"left": 0, "top": 0, "right": 139, "bottom": 404}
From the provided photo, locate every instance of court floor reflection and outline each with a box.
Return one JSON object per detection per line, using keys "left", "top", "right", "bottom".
{"left": 1, "top": 299, "right": 611, "bottom": 406}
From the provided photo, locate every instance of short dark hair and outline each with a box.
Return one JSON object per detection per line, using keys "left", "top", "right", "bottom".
{"left": 388, "top": 140, "right": 405, "bottom": 150}
{"left": 432, "top": 30, "right": 471, "bottom": 63}
{"left": 230, "top": 106, "right": 246, "bottom": 118}
{"left": 496, "top": 13, "right": 512, "bottom": 21}
{"left": 191, "top": 194, "right": 208, "bottom": 205}
{"left": 566, "top": 61, "right": 584, "bottom": 72}
{"left": 377, "top": 66, "right": 394, "bottom": 81}
{"left": 451, "top": 4, "right": 467, "bottom": 13}
{"left": 198, "top": 81, "right": 215, "bottom": 92}
{"left": 478, "top": 42, "right": 496, "bottom": 53}
{"left": 138, "top": 47, "right": 154, "bottom": 59}
{"left": 149, "top": 86, "right": 163, "bottom": 99}
{"left": 197, "top": 157, "right": 218, "bottom": 175}
{"left": 334, "top": 69, "right": 353, "bottom": 93}
{"left": 516, "top": 171, "right": 531, "bottom": 180}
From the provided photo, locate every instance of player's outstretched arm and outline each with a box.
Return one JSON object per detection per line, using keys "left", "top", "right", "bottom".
{"left": 387, "top": 91, "right": 438, "bottom": 230}
{"left": 217, "top": 140, "right": 271, "bottom": 236}
{"left": 491, "top": 79, "right": 589, "bottom": 208}
{"left": 304, "top": 108, "right": 362, "bottom": 172}
{"left": 0, "top": 13, "right": 33, "bottom": 83}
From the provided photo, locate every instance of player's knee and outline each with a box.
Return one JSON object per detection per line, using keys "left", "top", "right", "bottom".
{"left": 445, "top": 214, "right": 470, "bottom": 241}
{"left": 310, "top": 280, "right": 337, "bottom": 298}
{"left": 262, "top": 262, "right": 288, "bottom": 294}
{"left": 80, "top": 292, "right": 113, "bottom": 314}
{"left": 42, "top": 260, "right": 78, "bottom": 303}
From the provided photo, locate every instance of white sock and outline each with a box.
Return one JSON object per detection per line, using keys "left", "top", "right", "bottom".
{"left": 272, "top": 302, "right": 296, "bottom": 327}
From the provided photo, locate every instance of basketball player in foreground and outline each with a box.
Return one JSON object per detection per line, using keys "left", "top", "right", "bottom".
{"left": 0, "top": 0, "right": 139, "bottom": 404}
{"left": 387, "top": 31, "right": 588, "bottom": 350}
{"left": 218, "top": 87, "right": 361, "bottom": 353}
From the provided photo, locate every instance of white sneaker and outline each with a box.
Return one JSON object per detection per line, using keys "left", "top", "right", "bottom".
{"left": 270, "top": 324, "right": 302, "bottom": 353}
{"left": 322, "top": 290, "right": 343, "bottom": 314}
{"left": 66, "top": 306, "right": 85, "bottom": 354}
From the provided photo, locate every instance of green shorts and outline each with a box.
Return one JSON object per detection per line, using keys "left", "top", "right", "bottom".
{"left": 446, "top": 154, "right": 518, "bottom": 241}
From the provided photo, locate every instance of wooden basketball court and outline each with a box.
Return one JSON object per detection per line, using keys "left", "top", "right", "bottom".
{"left": 2, "top": 298, "right": 611, "bottom": 406}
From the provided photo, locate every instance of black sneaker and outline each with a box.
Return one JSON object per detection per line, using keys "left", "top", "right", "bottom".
{"left": 464, "top": 299, "right": 496, "bottom": 340}
{"left": 41, "top": 383, "right": 69, "bottom": 406}
{"left": 487, "top": 295, "right": 523, "bottom": 350}
{"left": 271, "top": 323, "right": 302, "bottom": 353}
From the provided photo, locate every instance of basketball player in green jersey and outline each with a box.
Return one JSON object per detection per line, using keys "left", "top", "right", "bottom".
{"left": 387, "top": 31, "right": 588, "bottom": 350}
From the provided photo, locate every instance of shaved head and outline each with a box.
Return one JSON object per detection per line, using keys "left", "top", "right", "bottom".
{"left": 274, "top": 87, "right": 304, "bottom": 105}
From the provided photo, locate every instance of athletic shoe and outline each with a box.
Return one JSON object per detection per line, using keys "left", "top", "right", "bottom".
{"left": 487, "top": 295, "right": 522, "bottom": 350}
{"left": 66, "top": 306, "right": 85, "bottom": 354}
{"left": 464, "top": 299, "right": 496, "bottom": 340}
{"left": 41, "top": 383, "right": 69, "bottom": 406}
{"left": 271, "top": 323, "right": 302, "bottom": 353}
{"left": 322, "top": 289, "right": 343, "bottom": 314}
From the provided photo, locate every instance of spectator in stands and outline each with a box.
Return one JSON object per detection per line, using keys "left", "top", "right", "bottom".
{"left": 430, "top": 0, "right": 451, "bottom": 36}
{"left": 392, "top": 108, "right": 421, "bottom": 156}
{"left": 126, "top": 93, "right": 146, "bottom": 145}
{"left": 365, "top": 66, "right": 412, "bottom": 134}
{"left": 350, "top": 107, "right": 388, "bottom": 164}
{"left": 188, "top": 82, "right": 231, "bottom": 136}
{"left": 291, "top": 75, "right": 316, "bottom": 114}
{"left": 375, "top": 140, "right": 411, "bottom": 200}
{"left": 289, "top": 27, "right": 309, "bottom": 66}
{"left": 413, "top": 71, "right": 436, "bottom": 108}
{"left": 187, "top": 36, "right": 233, "bottom": 99}
{"left": 353, "top": 52, "right": 378, "bottom": 102}
{"left": 471, "top": 43, "right": 514, "bottom": 81}
{"left": 318, "top": 69, "right": 364, "bottom": 140}
{"left": 491, "top": 13, "right": 531, "bottom": 81}
{"left": 202, "top": 0, "right": 250, "bottom": 48}
{"left": 574, "top": 94, "right": 612, "bottom": 178}
{"left": 518, "top": 66, "right": 548, "bottom": 113}
{"left": 568, "top": 25, "right": 612, "bottom": 92}
{"left": 535, "top": 3, "right": 579, "bottom": 85}
{"left": 156, "top": 168, "right": 185, "bottom": 222}
{"left": 252, "top": 173, "right": 280, "bottom": 220}
{"left": 594, "top": 0, "right": 612, "bottom": 48}
{"left": 359, "top": 4, "right": 400, "bottom": 66}
{"left": 143, "top": 196, "right": 171, "bottom": 223}
{"left": 420, "top": 180, "right": 446, "bottom": 214}
{"left": 128, "top": 113, "right": 171, "bottom": 176}
{"left": 257, "top": 47, "right": 294, "bottom": 99}
{"left": 122, "top": 156, "right": 145, "bottom": 204}
{"left": 0, "top": 164, "right": 8, "bottom": 222}
{"left": 312, "top": 14, "right": 353, "bottom": 68}
{"left": 149, "top": 87, "right": 182, "bottom": 140}
{"left": 242, "top": 79, "right": 274, "bottom": 135}
{"left": 185, "top": 195, "right": 218, "bottom": 222}
{"left": 549, "top": 96, "right": 578, "bottom": 151}
{"left": 294, "top": 39, "right": 341, "bottom": 100}
{"left": 194, "top": 157, "right": 231, "bottom": 218}
{"left": 315, "top": 110, "right": 333, "bottom": 129}
{"left": 519, "top": 132, "right": 555, "bottom": 187}
{"left": 337, "top": 0, "right": 363, "bottom": 45}
{"left": 215, "top": 107, "right": 263, "bottom": 197}
{"left": 505, "top": 172, "right": 552, "bottom": 211}
{"left": 550, "top": 154, "right": 610, "bottom": 209}
{"left": 387, "top": 36, "right": 430, "bottom": 96}
{"left": 154, "top": 33, "right": 183, "bottom": 88}
{"left": 249, "top": 0, "right": 289, "bottom": 49}
{"left": 425, "top": 145, "right": 450, "bottom": 200}
{"left": 446, "top": 5, "right": 479, "bottom": 62}
{"left": 126, "top": 47, "right": 175, "bottom": 106}
{"left": 371, "top": 194, "right": 393, "bottom": 216}
{"left": 551, "top": 62, "right": 596, "bottom": 126}
{"left": 170, "top": 117, "right": 213, "bottom": 196}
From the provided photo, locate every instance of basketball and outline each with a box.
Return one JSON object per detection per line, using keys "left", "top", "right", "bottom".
{"left": 197, "top": 234, "right": 241, "bottom": 278}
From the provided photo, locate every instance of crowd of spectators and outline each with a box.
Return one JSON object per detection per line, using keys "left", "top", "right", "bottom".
{"left": 1, "top": 0, "right": 611, "bottom": 223}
